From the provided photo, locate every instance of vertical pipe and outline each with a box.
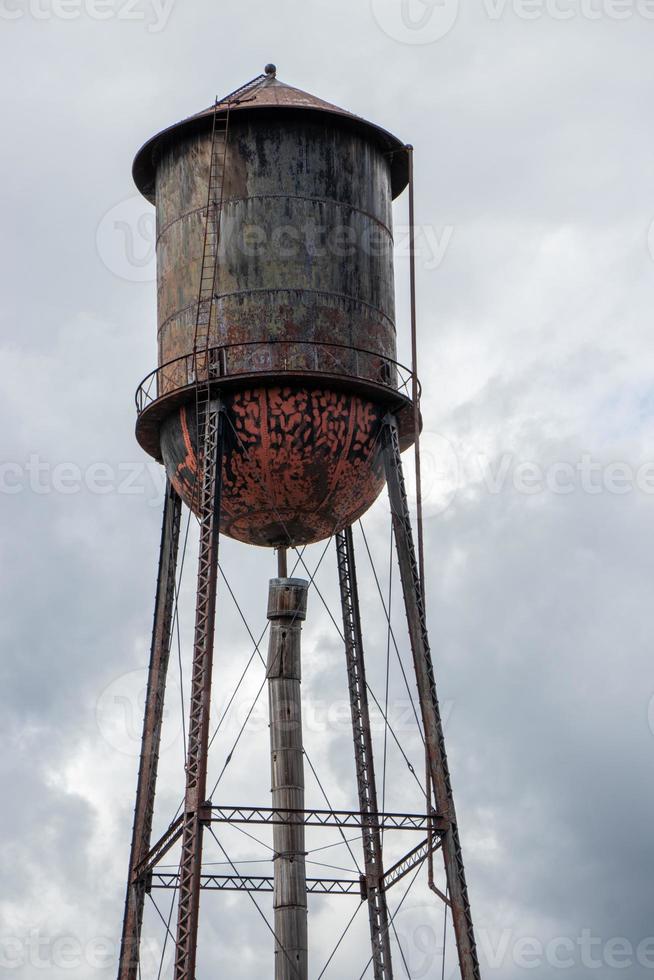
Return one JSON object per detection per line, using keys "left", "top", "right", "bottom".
{"left": 277, "top": 546, "right": 289, "bottom": 579}
{"left": 266, "top": 577, "right": 309, "bottom": 980}
{"left": 408, "top": 143, "right": 441, "bottom": 909}
{"left": 407, "top": 144, "right": 425, "bottom": 595}
{"left": 118, "top": 481, "right": 182, "bottom": 980}
{"left": 383, "top": 414, "right": 481, "bottom": 980}
{"left": 174, "top": 399, "right": 224, "bottom": 980}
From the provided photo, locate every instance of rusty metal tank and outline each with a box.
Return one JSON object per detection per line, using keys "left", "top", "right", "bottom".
{"left": 133, "top": 68, "right": 414, "bottom": 547}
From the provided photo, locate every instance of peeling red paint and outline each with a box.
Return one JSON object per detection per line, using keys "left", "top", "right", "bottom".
{"left": 161, "top": 384, "right": 386, "bottom": 548}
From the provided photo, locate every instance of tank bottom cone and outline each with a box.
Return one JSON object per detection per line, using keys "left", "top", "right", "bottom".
{"left": 160, "top": 383, "right": 388, "bottom": 548}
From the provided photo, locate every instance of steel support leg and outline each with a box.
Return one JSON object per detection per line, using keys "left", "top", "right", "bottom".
{"left": 382, "top": 415, "right": 481, "bottom": 980}
{"left": 174, "top": 398, "right": 224, "bottom": 980}
{"left": 117, "top": 480, "right": 182, "bottom": 980}
{"left": 336, "top": 527, "right": 394, "bottom": 980}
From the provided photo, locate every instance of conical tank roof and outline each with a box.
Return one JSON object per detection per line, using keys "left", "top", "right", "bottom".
{"left": 133, "top": 67, "right": 409, "bottom": 203}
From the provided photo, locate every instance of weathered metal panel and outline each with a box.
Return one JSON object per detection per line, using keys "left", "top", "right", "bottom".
{"left": 155, "top": 115, "right": 397, "bottom": 388}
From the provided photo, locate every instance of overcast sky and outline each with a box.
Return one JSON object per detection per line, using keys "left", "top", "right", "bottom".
{"left": 1, "top": 1, "right": 653, "bottom": 978}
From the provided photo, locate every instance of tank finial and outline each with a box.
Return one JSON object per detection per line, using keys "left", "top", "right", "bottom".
{"left": 265, "top": 63, "right": 277, "bottom": 77}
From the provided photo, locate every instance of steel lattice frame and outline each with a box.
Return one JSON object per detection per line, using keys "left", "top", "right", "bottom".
{"left": 120, "top": 411, "right": 480, "bottom": 980}
{"left": 382, "top": 413, "right": 481, "bottom": 980}
{"left": 336, "top": 526, "right": 394, "bottom": 980}
{"left": 117, "top": 480, "right": 182, "bottom": 980}
{"left": 173, "top": 398, "right": 225, "bottom": 980}
{"left": 149, "top": 828, "right": 442, "bottom": 898}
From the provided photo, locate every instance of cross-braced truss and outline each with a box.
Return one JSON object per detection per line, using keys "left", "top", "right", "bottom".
{"left": 119, "top": 416, "right": 481, "bottom": 980}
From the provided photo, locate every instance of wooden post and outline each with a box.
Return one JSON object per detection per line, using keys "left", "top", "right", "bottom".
{"left": 266, "top": 577, "right": 309, "bottom": 980}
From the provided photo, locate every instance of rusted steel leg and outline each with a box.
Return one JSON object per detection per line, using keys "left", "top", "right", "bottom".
{"left": 267, "top": 577, "right": 309, "bottom": 980}
{"left": 173, "top": 398, "right": 224, "bottom": 980}
{"left": 382, "top": 415, "right": 481, "bottom": 980}
{"left": 336, "top": 528, "right": 394, "bottom": 980}
{"left": 118, "top": 480, "right": 182, "bottom": 980}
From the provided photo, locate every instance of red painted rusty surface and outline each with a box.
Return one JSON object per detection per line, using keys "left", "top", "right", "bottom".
{"left": 160, "top": 384, "right": 386, "bottom": 547}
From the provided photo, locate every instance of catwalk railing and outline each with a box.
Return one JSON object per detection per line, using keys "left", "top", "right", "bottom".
{"left": 135, "top": 340, "right": 417, "bottom": 414}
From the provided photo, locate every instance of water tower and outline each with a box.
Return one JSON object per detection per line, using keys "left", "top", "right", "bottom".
{"left": 118, "top": 68, "right": 481, "bottom": 980}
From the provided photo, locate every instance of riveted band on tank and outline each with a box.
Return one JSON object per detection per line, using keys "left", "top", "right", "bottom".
{"left": 157, "top": 289, "right": 397, "bottom": 338}
{"left": 155, "top": 194, "right": 394, "bottom": 246}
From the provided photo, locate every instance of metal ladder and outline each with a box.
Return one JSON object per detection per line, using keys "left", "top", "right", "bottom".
{"left": 192, "top": 71, "right": 270, "bottom": 385}
{"left": 192, "top": 105, "right": 230, "bottom": 384}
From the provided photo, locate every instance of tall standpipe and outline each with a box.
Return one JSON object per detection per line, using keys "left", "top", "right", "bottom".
{"left": 267, "top": 579, "right": 309, "bottom": 980}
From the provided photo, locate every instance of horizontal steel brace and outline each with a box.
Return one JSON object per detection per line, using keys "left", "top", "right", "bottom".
{"left": 150, "top": 873, "right": 361, "bottom": 896}
{"left": 134, "top": 808, "right": 449, "bottom": 886}
{"left": 149, "top": 830, "right": 445, "bottom": 898}
{"left": 383, "top": 836, "right": 443, "bottom": 892}
{"left": 132, "top": 817, "right": 183, "bottom": 883}
{"left": 209, "top": 805, "right": 447, "bottom": 833}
